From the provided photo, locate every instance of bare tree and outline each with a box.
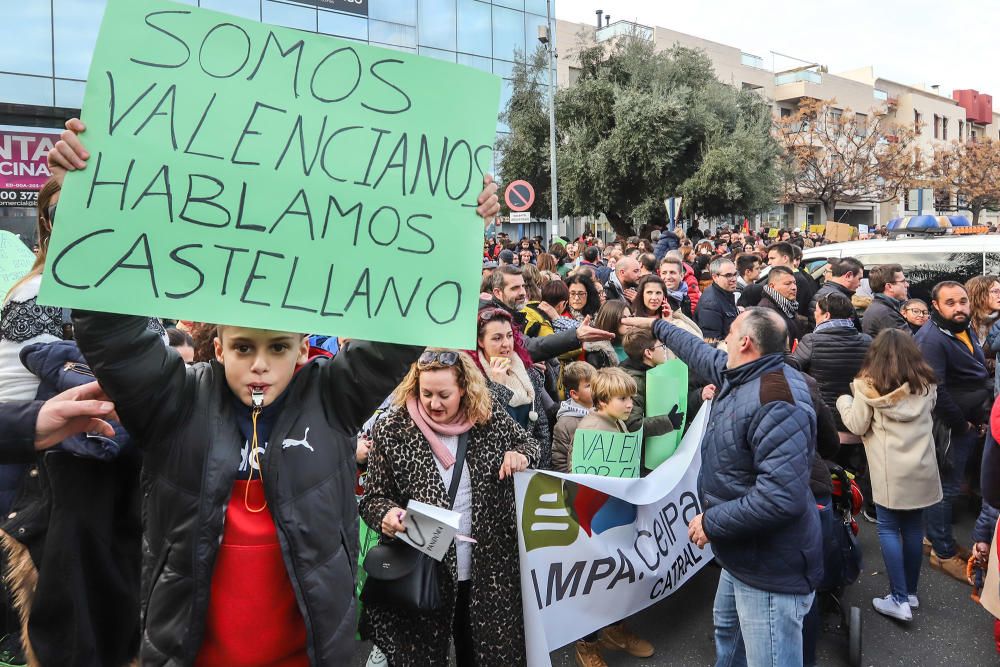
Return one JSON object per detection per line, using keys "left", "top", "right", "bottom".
{"left": 775, "top": 98, "right": 922, "bottom": 222}
{"left": 929, "top": 138, "right": 1000, "bottom": 225}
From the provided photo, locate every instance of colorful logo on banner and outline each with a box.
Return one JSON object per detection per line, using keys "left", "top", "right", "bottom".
{"left": 520, "top": 474, "right": 637, "bottom": 552}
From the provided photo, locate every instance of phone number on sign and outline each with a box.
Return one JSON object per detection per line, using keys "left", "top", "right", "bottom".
{"left": 0, "top": 190, "right": 39, "bottom": 207}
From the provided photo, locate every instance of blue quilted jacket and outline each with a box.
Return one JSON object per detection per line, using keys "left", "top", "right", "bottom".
{"left": 652, "top": 320, "right": 823, "bottom": 594}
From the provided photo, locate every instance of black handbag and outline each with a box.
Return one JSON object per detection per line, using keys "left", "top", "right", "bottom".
{"left": 360, "top": 432, "right": 469, "bottom": 612}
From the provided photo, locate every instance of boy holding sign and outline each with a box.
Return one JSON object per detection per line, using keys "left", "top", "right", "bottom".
{"left": 47, "top": 124, "right": 500, "bottom": 666}
{"left": 569, "top": 367, "right": 658, "bottom": 664}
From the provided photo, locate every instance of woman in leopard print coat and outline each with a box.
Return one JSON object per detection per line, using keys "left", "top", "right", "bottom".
{"left": 359, "top": 352, "right": 539, "bottom": 666}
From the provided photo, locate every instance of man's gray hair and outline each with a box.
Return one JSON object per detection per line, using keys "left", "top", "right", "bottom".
{"left": 735, "top": 308, "right": 788, "bottom": 355}
{"left": 709, "top": 258, "right": 735, "bottom": 276}
{"left": 650, "top": 230, "right": 662, "bottom": 241}
{"left": 490, "top": 264, "right": 522, "bottom": 292}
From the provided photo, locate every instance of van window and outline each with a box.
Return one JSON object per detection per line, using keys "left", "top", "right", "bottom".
{"left": 856, "top": 252, "right": 982, "bottom": 302}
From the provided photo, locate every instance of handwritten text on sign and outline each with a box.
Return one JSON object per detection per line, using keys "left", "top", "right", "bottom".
{"left": 571, "top": 428, "right": 643, "bottom": 479}
{"left": 39, "top": 0, "right": 501, "bottom": 348}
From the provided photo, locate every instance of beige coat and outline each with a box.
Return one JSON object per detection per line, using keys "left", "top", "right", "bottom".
{"left": 837, "top": 378, "right": 942, "bottom": 511}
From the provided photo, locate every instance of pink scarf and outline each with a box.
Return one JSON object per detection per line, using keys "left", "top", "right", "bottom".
{"left": 406, "top": 396, "right": 473, "bottom": 469}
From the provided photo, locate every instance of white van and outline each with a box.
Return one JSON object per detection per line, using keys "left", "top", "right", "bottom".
{"left": 801, "top": 235, "right": 1000, "bottom": 301}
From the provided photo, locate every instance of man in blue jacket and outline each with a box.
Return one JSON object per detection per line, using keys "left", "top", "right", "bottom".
{"left": 916, "top": 281, "right": 991, "bottom": 583}
{"left": 625, "top": 308, "right": 821, "bottom": 667}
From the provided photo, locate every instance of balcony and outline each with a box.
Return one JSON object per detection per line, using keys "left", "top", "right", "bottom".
{"left": 596, "top": 20, "right": 652, "bottom": 42}
{"left": 775, "top": 70, "right": 822, "bottom": 85}
{"left": 741, "top": 52, "right": 765, "bottom": 69}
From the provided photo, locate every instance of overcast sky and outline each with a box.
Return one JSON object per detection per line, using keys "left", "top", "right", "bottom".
{"left": 555, "top": 1, "right": 1000, "bottom": 98}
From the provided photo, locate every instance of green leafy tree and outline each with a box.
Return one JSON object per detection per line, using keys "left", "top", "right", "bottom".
{"left": 499, "top": 33, "right": 781, "bottom": 236}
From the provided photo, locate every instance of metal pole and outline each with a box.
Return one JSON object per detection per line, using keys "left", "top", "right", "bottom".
{"left": 546, "top": 0, "right": 559, "bottom": 242}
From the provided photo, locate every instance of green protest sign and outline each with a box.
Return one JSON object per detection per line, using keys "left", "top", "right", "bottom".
{"left": 0, "top": 231, "right": 36, "bottom": 301}
{"left": 571, "top": 428, "right": 642, "bottom": 479}
{"left": 39, "top": 0, "right": 501, "bottom": 349}
{"left": 644, "top": 359, "right": 688, "bottom": 469}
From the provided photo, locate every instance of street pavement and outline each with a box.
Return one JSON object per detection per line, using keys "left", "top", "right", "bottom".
{"left": 352, "top": 504, "right": 997, "bottom": 666}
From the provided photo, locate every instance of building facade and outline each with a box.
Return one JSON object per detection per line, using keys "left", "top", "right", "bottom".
{"left": 0, "top": 0, "right": 554, "bottom": 240}
{"left": 555, "top": 15, "right": 1000, "bottom": 231}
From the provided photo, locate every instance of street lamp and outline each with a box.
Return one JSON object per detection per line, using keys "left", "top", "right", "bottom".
{"left": 538, "top": 0, "right": 558, "bottom": 242}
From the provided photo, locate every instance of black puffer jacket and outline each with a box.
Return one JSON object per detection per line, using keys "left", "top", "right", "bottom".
{"left": 789, "top": 324, "right": 872, "bottom": 432}
{"left": 73, "top": 311, "right": 421, "bottom": 666}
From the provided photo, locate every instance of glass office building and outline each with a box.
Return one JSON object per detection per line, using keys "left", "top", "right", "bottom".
{"left": 0, "top": 0, "right": 555, "bottom": 237}
{"left": 0, "top": 0, "right": 554, "bottom": 131}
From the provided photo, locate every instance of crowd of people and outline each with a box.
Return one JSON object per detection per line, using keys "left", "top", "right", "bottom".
{"left": 0, "top": 119, "right": 999, "bottom": 667}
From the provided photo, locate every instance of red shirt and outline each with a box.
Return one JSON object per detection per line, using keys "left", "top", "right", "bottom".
{"left": 195, "top": 480, "right": 308, "bottom": 667}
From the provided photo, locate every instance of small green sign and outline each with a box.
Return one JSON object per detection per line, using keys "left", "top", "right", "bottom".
{"left": 0, "top": 231, "right": 36, "bottom": 301}
{"left": 644, "top": 359, "right": 688, "bottom": 469}
{"left": 39, "top": 0, "right": 501, "bottom": 349}
{"left": 571, "top": 427, "right": 642, "bottom": 479}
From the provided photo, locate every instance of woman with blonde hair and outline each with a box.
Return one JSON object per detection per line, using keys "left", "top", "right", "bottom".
{"left": 360, "top": 349, "right": 538, "bottom": 666}
{"left": 966, "top": 274, "right": 1000, "bottom": 343}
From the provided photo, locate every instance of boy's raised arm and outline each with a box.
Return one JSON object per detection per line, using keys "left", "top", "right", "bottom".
{"left": 73, "top": 310, "right": 188, "bottom": 443}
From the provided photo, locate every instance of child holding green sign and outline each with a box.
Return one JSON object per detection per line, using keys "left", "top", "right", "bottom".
{"left": 47, "top": 121, "right": 502, "bottom": 666}
{"left": 571, "top": 367, "right": 658, "bottom": 666}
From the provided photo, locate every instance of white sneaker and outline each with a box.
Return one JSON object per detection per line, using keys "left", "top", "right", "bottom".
{"left": 872, "top": 595, "right": 912, "bottom": 621}
{"left": 366, "top": 646, "right": 387, "bottom": 667}
{"left": 908, "top": 595, "right": 919, "bottom": 609}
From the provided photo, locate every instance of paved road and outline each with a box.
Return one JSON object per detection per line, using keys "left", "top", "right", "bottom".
{"left": 353, "top": 505, "right": 996, "bottom": 666}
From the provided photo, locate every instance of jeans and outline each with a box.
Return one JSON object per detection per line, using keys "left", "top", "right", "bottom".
{"left": 875, "top": 505, "right": 924, "bottom": 603}
{"left": 926, "top": 427, "right": 976, "bottom": 559}
{"left": 713, "top": 569, "right": 815, "bottom": 667}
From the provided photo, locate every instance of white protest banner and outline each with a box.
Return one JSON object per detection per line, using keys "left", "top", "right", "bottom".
{"left": 515, "top": 404, "right": 713, "bottom": 665}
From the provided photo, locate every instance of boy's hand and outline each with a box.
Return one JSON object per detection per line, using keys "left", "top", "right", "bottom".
{"left": 47, "top": 118, "right": 89, "bottom": 184}
{"left": 476, "top": 174, "right": 500, "bottom": 228}
{"left": 499, "top": 451, "right": 529, "bottom": 480}
{"left": 381, "top": 508, "right": 407, "bottom": 538}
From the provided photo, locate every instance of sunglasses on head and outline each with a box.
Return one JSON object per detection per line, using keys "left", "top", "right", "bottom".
{"left": 418, "top": 350, "right": 460, "bottom": 367}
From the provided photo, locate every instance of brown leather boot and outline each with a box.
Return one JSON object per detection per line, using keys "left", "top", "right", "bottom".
{"left": 599, "top": 622, "right": 655, "bottom": 658}
{"left": 930, "top": 551, "right": 972, "bottom": 585}
{"left": 574, "top": 639, "right": 607, "bottom": 667}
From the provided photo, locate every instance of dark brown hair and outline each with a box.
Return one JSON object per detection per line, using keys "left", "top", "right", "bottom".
{"left": 593, "top": 300, "right": 631, "bottom": 345}
{"left": 631, "top": 274, "right": 666, "bottom": 318}
{"left": 858, "top": 329, "right": 936, "bottom": 395}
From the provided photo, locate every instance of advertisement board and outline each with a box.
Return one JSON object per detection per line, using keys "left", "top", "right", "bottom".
{"left": 0, "top": 131, "right": 58, "bottom": 208}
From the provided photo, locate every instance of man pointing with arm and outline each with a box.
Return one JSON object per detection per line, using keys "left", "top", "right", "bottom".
{"left": 624, "top": 308, "right": 822, "bottom": 667}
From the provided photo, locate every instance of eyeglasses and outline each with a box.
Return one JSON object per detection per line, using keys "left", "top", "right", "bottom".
{"left": 418, "top": 350, "right": 460, "bottom": 367}
{"left": 904, "top": 309, "right": 929, "bottom": 316}
{"left": 890, "top": 278, "right": 910, "bottom": 285}
{"left": 716, "top": 272, "right": 738, "bottom": 279}
{"left": 989, "top": 288, "right": 1000, "bottom": 297}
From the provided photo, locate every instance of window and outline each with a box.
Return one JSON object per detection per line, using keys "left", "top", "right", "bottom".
{"left": 779, "top": 107, "right": 792, "bottom": 118}
{"left": 855, "top": 112, "right": 867, "bottom": 137}
{"left": 959, "top": 120, "right": 965, "bottom": 141}
{"left": 418, "top": 0, "right": 456, "bottom": 50}
{"left": 262, "top": 1, "right": 317, "bottom": 31}
{"left": 857, "top": 252, "right": 982, "bottom": 303}
{"left": 318, "top": 9, "right": 368, "bottom": 40}
{"left": 942, "top": 117, "right": 948, "bottom": 140}
{"left": 457, "top": 0, "right": 491, "bottom": 57}
{"left": 914, "top": 109, "right": 922, "bottom": 134}
{"left": 369, "top": 0, "right": 416, "bottom": 25}
{"left": 492, "top": 5, "right": 525, "bottom": 62}
{"left": 1, "top": 3, "right": 53, "bottom": 77}
{"left": 0, "top": 73, "right": 53, "bottom": 107}
{"left": 457, "top": 53, "right": 492, "bottom": 73}
{"left": 200, "top": 0, "right": 260, "bottom": 20}
{"left": 933, "top": 114, "right": 939, "bottom": 139}
{"left": 55, "top": 79, "right": 86, "bottom": 108}
{"left": 828, "top": 107, "right": 842, "bottom": 123}
{"left": 418, "top": 46, "right": 457, "bottom": 62}
{"left": 370, "top": 20, "right": 417, "bottom": 49}
{"left": 53, "top": 0, "right": 104, "bottom": 80}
